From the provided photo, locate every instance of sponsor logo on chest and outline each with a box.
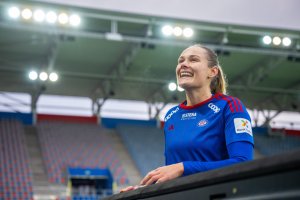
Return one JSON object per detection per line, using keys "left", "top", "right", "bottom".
{"left": 208, "top": 103, "right": 220, "bottom": 113}
{"left": 181, "top": 112, "right": 197, "bottom": 120}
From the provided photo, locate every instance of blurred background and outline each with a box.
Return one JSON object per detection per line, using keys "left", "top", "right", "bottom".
{"left": 0, "top": 0, "right": 299, "bottom": 199}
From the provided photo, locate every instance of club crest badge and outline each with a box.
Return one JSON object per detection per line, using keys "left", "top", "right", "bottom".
{"left": 198, "top": 119, "right": 208, "bottom": 127}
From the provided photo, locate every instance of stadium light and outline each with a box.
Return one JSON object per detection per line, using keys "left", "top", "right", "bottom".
{"left": 33, "top": 9, "right": 45, "bottom": 22}
{"left": 173, "top": 26, "right": 183, "bottom": 37}
{"left": 105, "top": 32, "right": 123, "bottom": 41}
{"left": 177, "top": 85, "right": 184, "bottom": 92}
{"left": 21, "top": 8, "right": 32, "bottom": 20}
{"left": 46, "top": 11, "right": 57, "bottom": 24}
{"left": 69, "top": 14, "right": 81, "bottom": 27}
{"left": 183, "top": 27, "right": 194, "bottom": 38}
{"left": 282, "top": 37, "right": 292, "bottom": 47}
{"left": 262, "top": 35, "right": 272, "bottom": 45}
{"left": 49, "top": 72, "right": 58, "bottom": 82}
{"left": 162, "top": 25, "right": 173, "bottom": 36}
{"left": 28, "top": 71, "right": 38, "bottom": 80}
{"left": 273, "top": 36, "right": 281, "bottom": 46}
{"left": 168, "top": 82, "right": 177, "bottom": 91}
{"left": 58, "top": 13, "right": 69, "bottom": 24}
{"left": 8, "top": 7, "right": 20, "bottom": 19}
{"left": 39, "top": 72, "right": 48, "bottom": 81}
{"left": 222, "top": 34, "right": 229, "bottom": 44}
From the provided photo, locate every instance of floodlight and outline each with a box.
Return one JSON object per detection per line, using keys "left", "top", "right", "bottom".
{"left": 262, "top": 35, "right": 272, "bottom": 45}
{"left": 162, "top": 25, "right": 173, "bottom": 36}
{"left": 58, "top": 13, "right": 68, "bottom": 24}
{"left": 173, "top": 26, "right": 183, "bottom": 37}
{"left": 21, "top": 8, "right": 32, "bottom": 20}
{"left": 183, "top": 27, "right": 194, "bottom": 38}
{"left": 272, "top": 36, "right": 281, "bottom": 46}
{"left": 28, "top": 71, "right": 38, "bottom": 80}
{"left": 33, "top": 9, "right": 45, "bottom": 22}
{"left": 49, "top": 72, "right": 58, "bottom": 82}
{"left": 39, "top": 72, "right": 48, "bottom": 81}
{"left": 168, "top": 82, "right": 177, "bottom": 91}
{"left": 177, "top": 85, "right": 184, "bottom": 92}
{"left": 8, "top": 7, "right": 20, "bottom": 19}
{"left": 282, "top": 37, "right": 292, "bottom": 47}
{"left": 69, "top": 14, "right": 81, "bottom": 27}
{"left": 46, "top": 11, "right": 57, "bottom": 24}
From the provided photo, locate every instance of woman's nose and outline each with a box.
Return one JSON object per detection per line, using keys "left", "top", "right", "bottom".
{"left": 179, "top": 61, "right": 189, "bottom": 69}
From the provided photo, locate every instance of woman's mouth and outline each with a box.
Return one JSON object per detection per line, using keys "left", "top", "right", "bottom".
{"left": 180, "top": 71, "right": 193, "bottom": 78}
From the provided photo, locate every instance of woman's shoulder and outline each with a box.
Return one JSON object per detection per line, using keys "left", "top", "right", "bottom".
{"left": 214, "top": 93, "right": 246, "bottom": 113}
{"left": 164, "top": 105, "right": 180, "bottom": 122}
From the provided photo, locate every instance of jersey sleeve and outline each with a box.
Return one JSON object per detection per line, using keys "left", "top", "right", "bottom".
{"left": 183, "top": 141, "right": 253, "bottom": 176}
{"left": 224, "top": 97, "right": 254, "bottom": 146}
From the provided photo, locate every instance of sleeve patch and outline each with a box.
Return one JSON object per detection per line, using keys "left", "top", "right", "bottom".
{"left": 234, "top": 118, "right": 253, "bottom": 136}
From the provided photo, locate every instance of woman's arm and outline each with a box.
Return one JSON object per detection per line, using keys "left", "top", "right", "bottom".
{"left": 140, "top": 141, "right": 253, "bottom": 185}
{"left": 183, "top": 141, "right": 253, "bottom": 175}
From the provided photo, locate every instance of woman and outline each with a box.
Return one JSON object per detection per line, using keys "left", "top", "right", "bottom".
{"left": 121, "top": 44, "right": 254, "bottom": 192}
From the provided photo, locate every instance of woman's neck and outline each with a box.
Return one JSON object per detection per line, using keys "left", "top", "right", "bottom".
{"left": 185, "top": 88, "right": 212, "bottom": 106}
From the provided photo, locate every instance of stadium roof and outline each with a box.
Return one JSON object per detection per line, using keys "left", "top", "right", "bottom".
{"left": 0, "top": 0, "right": 299, "bottom": 112}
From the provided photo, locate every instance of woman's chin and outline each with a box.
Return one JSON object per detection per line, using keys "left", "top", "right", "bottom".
{"left": 178, "top": 83, "right": 190, "bottom": 89}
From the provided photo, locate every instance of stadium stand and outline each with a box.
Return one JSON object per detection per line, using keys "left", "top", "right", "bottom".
{"left": 116, "top": 124, "right": 165, "bottom": 176}
{"left": 254, "top": 133, "right": 300, "bottom": 156}
{"left": 0, "top": 119, "right": 34, "bottom": 200}
{"left": 36, "top": 121, "right": 129, "bottom": 186}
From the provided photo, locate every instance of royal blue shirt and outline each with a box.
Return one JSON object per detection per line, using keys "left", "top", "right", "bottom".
{"left": 164, "top": 93, "right": 254, "bottom": 176}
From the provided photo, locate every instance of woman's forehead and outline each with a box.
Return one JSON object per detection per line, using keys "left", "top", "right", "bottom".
{"left": 180, "top": 46, "right": 206, "bottom": 57}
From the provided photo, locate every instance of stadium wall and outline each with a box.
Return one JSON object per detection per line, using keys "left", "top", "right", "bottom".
{"left": 0, "top": 112, "right": 299, "bottom": 136}
{"left": 101, "top": 118, "right": 157, "bottom": 129}
{"left": 0, "top": 112, "right": 33, "bottom": 125}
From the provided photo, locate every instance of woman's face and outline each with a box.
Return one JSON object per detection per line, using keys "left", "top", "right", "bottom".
{"left": 176, "top": 46, "right": 213, "bottom": 90}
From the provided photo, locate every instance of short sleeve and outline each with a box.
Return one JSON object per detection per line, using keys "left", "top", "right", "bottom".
{"left": 224, "top": 98, "right": 254, "bottom": 146}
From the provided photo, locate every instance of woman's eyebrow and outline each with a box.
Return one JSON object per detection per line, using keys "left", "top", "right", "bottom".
{"left": 178, "top": 56, "right": 184, "bottom": 61}
{"left": 189, "top": 54, "right": 201, "bottom": 59}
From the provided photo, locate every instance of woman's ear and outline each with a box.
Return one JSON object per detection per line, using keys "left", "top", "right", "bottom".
{"left": 208, "top": 66, "right": 219, "bottom": 78}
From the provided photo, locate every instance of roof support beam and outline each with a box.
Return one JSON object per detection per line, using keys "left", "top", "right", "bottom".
{"left": 232, "top": 56, "right": 286, "bottom": 87}
{"left": 46, "top": 37, "right": 60, "bottom": 71}
{"left": 90, "top": 43, "right": 141, "bottom": 99}
{"left": 254, "top": 81, "right": 300, "bottom": 111}
{"left": 1, "top": 22, "right": 299, "bottom": 57}
{"left": 31, "top": 85, "right": 46, "bottom": 124}
{"left": 0, "top": 64, "right": 299, "bottom": 96}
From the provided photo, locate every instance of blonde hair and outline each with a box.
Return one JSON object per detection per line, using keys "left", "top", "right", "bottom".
{"left": 191, "top": 44, "right": 228, "bottom": 94}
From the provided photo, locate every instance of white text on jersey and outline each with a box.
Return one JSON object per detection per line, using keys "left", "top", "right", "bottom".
{"left": 208, "top": 103, "right": 220, "bottom": 113}
{"left": 165, "top": 107, "right": 179, "bottom": 122}
{"left": 181, "top": 112, "right": 197, "bottom": 120}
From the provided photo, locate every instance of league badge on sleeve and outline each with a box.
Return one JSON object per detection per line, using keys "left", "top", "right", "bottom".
{"left": 234, "top": 118, "right": 252, "bottom": 136}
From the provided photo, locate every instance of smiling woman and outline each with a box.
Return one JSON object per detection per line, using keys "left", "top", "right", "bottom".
{"left": 176, "top": 44, "right": 227, "bottom": 96}
{"left": 121, "top": 44, "right": 254, "bottom": 192}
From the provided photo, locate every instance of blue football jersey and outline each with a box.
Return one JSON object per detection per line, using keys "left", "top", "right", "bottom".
{"left": 164, "top": 93, "right": 254, "bottom": 171}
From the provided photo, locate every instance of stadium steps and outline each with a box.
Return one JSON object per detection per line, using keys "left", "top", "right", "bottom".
{"left": 254, "top": 148, "right": 264, "bottom": 159}
{"left": 106, "top": 129, "right": 143, "bottom": 186}
{"left": 24, "top": 125, "right": 67, "bottom": 196}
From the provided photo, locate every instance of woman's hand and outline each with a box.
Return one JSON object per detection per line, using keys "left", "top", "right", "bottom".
{"left": 120, "top": 185, "right": 147, "bottom": 193}
{"left": 120, "top": 186, "right": 135, "bottom": 193}
{"left": 120, "top": 185, "right": 138, "bottom": 193}
{"left": 140, "top": 163, "right": 184, "bottom": 186}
